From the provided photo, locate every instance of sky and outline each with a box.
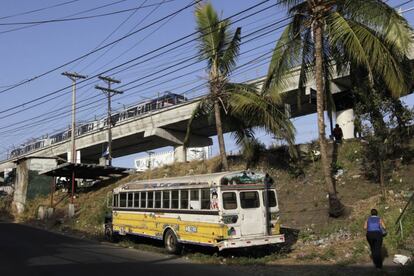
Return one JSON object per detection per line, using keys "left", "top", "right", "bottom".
{"left": 0, "top": 0, "right": 413, "bottom": 168}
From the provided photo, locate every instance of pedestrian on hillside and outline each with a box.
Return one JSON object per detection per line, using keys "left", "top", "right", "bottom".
{"left": 364, "top": 208, "right": 386, "bottom": 269}
{"left": 332, "top": 124, "right": 343, "bottom": 142}
{"left": 354, "top": 115, "right": 362, "bottom": 138}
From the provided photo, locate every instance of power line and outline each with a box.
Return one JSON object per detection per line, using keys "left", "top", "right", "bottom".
{"left": 77, "top": 0, "right": 165, "bottom": 73}
{"left": 0, "top": 20, "right": 288, "bottom": 136}
{"left": 0, "top": 0, "right": 81, "bottom": 20}
{"left": 0, "top": 8, "right": 288, "bottom": 133}
{"left": 68, "top": 0, "right": 151, "bottom": 72}
{"left": 0, "top": 0, "right": 275, "bottom": 114}
{"left": 0, "top": 0, "right": 176, "bottom": 26}
{"left": 0, "top": 0, "right": 199, "bottom": 96}
{"left": 0, "top": 0, "right": 129, "bottom": 35}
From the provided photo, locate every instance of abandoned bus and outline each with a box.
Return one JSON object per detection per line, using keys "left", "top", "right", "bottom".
{"left": 104, "top": 171, "right": 284, "bottom": 253}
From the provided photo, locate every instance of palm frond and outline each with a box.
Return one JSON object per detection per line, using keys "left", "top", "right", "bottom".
{"left": 262, "top": 22, "right": 303, "bottom": 96}
{"left": 184, "top": 97, "right": 214, "bottom": 146}
{"left": 328, "top": 12, "right": 410, "bottom": 97}
{"left": 228, "top": 90, "right": 296, "bottom": 151}
{"left": 220, "top": 27, "right": 241, "bottom": 75}
{"left": 340, "top": 0, "right": 413, "bottom": 53}
{"left": 195, "top": 2, "right": 220, "bottom": 66}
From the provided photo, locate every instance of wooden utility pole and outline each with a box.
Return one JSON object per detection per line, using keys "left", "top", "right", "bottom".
{"left": 95, "top": 76, "right": 122, "bottom": 167}
{"left": 62, "top": 71, "right": 87, "bottom": 204}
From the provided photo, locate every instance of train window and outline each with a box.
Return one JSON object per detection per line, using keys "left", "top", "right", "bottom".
{"left": 171, "top": 190, "right": 179, "bottom": 209}
{"left": 162, "top": 191, "right": 170, "bottom": 209}
{"left": 120, "top": 193, "right": 127, "bottom": 207}
{"left": 180, "top": 190, "right": 189, "bottom": 209}
{"left": 147, "top": 192, "right": 154, "bottom": 208}
{"left": 155, "top": 191, "right": 161, "bottom": 208}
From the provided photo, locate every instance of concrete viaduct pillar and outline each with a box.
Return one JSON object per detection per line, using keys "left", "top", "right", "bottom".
{"left": 336, "top": 108, "right": 355, "bottom": 139}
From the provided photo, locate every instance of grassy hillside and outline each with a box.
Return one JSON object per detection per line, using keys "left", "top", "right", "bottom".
{"left": 2, "top": 138, "right": 413, "bottom": 267}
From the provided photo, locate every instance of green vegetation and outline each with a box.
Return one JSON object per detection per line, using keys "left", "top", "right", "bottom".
{"left": 186, "top": 2, "right": 296, "bottom": 171}
{"left": 264, "top": 0, "right": 413, "bottom": 217}
{"left": 0, "top": 195, "right": 13, "bottom": 219}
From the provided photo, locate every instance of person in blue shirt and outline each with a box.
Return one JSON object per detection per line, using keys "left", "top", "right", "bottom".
{"left": 364, "top": 208, "right": 386, "bottom": 269}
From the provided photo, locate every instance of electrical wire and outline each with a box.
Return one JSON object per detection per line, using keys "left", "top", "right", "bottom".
{"left": 0, "top": 0, "right": 81, "bottom": 20}
{"left": 0, "top": 1, "right": 176, "bottom": 26}
{"left": 0, "top": 0, "right": 201, "bottom": 95}
{"left": 0, "top": 0, "right": 129, "bottom": 35}
{"left": 0, "top": 0, "right": 275, "bottom": 115}
{"left": 0, "top": 21, "right": 288, "bottom": 136}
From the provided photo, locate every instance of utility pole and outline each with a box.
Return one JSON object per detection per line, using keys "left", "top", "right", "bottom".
{"left": 95, "top": 76, "right": 122, "bottom": 167}
{"left": 62, "top": 72, "right": 87, "bottom": 204}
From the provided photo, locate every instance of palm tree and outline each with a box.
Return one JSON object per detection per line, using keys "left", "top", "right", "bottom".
{"left": 264, "top": 0, "right": 412, "bottom": 216}
{"left": 188, "top": 2, "right": 296, "bottom": 170}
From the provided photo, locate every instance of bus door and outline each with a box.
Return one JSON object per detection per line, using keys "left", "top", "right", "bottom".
{"left": 239, "top": 191, "right": 265, "bottom": 236}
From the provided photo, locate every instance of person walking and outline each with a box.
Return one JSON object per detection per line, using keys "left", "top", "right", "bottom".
{"left": 364, "top": 208, "right": 386, "bottom": 269}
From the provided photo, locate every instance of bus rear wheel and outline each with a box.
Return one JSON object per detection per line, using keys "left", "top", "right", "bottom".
{"left": 164, "top": 229, "right": 181, "bottom": 254}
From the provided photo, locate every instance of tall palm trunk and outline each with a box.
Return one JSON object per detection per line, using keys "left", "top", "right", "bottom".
{"left": 313, "top": 20, "right": 343, "bottom": 216}
{"left": 214, "top": 98, "right": 229, "bottom": 171}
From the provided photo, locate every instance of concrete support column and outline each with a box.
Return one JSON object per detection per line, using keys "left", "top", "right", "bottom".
{"left": 67, "top": 150, "right": 81, "bottom": 163}
{"left": 336, "top": 108, "right": 355, "bottom": 140}
{"left": 13, "top": 160, "right": 29, "bottom": 214}
{"left": 174, "top": 145, "right": 187, "bottom": 163}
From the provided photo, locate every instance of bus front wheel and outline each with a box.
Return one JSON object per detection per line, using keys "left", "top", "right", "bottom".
{"left": 164, "top": 229, "right": 181, "bottom": 254}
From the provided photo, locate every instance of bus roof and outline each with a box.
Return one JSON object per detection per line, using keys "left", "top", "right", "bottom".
{"left": 114, "top": 170, "right": 267, "bottom": 192}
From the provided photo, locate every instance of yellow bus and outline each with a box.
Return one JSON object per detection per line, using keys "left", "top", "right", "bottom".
{"left": 104, "top": 170, "right": 284, "bottom": 253}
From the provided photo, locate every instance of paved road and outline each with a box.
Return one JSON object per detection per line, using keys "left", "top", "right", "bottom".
{"left": 0, "top": 221, "right": 412, "bottom": 276}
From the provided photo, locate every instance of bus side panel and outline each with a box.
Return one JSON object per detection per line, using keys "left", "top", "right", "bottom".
{"left": 112, "top": 211, "right": 228, "bottom": 246}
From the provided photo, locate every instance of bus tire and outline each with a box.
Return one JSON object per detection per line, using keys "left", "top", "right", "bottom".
{"left": 164, "top": 229, "right": 181, "bottom": 254}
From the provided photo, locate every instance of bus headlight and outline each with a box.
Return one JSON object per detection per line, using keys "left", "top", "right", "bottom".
{"left": 222, "top": 215, "right": 238, "bottom": 224}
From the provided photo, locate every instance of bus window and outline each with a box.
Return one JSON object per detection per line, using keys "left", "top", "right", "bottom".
{"left": 127, "top": 193, "right": 133, "bottom": 207}
{"left": 140, "top": 192, "right": 146, "bottom": 208}
{"left": 163, "top": 191, "right": 170, "bottom": 209}
{"left": 113, "top": 194, "right": 119, "bottom": 207}
{"left": 240, "top": 191, "right": 260, "bottom": 209}
{"left": 201, "top": 189, "right": 210, "bottom": 210}
{"left": 171, "top": 190, "right": 179, "bottom": 209}
{"left": 180, "top": 190, "right": 189, "bottom": 209}
{"left": 223, "top": 192, "right": 237, "bottom": 210}
{"left": 263, "top": 191, "right": 277, "bottom": 207}
{"left": 120, "top": 193, "right": 127, "bottom": 207}
{"left": 148, "top": 192, "right": 154, "bottom": 208}
{"left": 133, "top": 192, "right": 140, "bottom": 207}
{"left": 190, "top": 189, "right": 200, "bottom": 210}
{"left": 155, "top": 191, "right": 161, "bottom": 208}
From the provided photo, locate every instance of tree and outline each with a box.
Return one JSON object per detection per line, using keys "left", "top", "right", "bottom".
{"left": 189, "top": 2, "right": 296, "bottom": 171}
{"left": 264, "top": 0, "right": 412, "bottom": 216}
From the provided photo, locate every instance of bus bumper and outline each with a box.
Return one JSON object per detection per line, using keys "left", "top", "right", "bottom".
{"left": 217, "top": 234, "right": 285, "bottom": 250}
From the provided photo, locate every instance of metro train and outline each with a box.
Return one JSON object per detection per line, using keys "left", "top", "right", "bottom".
{"left": 9, "top": 92, "right": 187, "bottom": 159}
